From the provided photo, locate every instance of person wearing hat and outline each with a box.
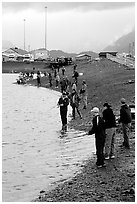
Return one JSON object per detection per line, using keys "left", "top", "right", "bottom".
{"left": 57, "top": 92, "right": 69, "bottom": 132}
{"left": 88, "top": 107, "right": 106, "bottom": 168}
{"left": 103, "top": 103, "right": 116, "bottom": 159}
{"left": 119, "top": 98, "right": 132, "bottom": 149}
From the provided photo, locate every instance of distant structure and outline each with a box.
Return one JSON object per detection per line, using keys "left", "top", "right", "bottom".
{"left": 75, "top": 53, "right": 92, "bottom": 61}
{"left": 99, "top": 51, "right": 118, "bottom": 58}
{"left": 2, "top": 47, "right": 28, "bottom": 62}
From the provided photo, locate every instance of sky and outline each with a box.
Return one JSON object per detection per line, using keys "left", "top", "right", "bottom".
{"left": 2, "top": 1, "right": 135, "bottom": 53}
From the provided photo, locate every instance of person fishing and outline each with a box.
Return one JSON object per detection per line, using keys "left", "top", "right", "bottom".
{"left": 69, "top": 89, "right": 82, "bottom": 119}
{"left": 57, "top": 92, "right": 69, "bottom": 132}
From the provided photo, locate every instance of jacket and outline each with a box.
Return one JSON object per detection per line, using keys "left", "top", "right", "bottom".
{"left": 88, "top": 115, "right": 105, "bottom": 140}
{"left": 69, "top": 92, "right": 81, "bottom": 107}
{"left": 119, "top": 104, "right": 132, "bottom": 124}
{"left": 58, "top": 96, "right": 69, "bottom": 112}
{"left": 103, "top": 108, "right": 116, "bottom": 129}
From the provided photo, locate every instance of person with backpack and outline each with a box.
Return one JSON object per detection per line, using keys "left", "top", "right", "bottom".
{"left": 118, "top": 98, "right": 132, "bottom": 149}
{"left": 88, "top": 107, "right": 106, "bottom": 168}
{"left": 103, "top": 103, "right": 117, "bottom": 159}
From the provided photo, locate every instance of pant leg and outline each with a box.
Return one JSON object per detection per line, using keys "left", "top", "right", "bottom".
{"left": 83, "top": 95, "right": 87, "bottom": 108}
{"left": 110, "top": 128, "right": 116, "bottom": 156}
{"left": 60, "top": 111, "right": 66, "bottom": 126}
{"left": 104, "top": 128, "right": 113, "bottom": 157}
{"left": 72, "top": 104, "right": 75, "bottom": 119}
{"left": 76, "top": 106, "right": 82, "bottom": 118}
{"left": 96, "top": 137, "right": 105, "bottom": 166}
{"left": 122, "top": 123, "right": 130, "bottom": 147}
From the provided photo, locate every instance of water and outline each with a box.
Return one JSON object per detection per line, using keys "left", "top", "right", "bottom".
{"left": 2, "top": 74, "right": 95, "bottom": 202}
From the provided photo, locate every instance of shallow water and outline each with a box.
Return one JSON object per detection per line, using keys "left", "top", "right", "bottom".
{"left": 2, "top": 74, "right": 95, "bottom": 202}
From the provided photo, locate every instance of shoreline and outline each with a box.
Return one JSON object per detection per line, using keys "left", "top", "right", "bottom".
{"left": 25, "top": 83, "right": 135, "bottom": 202}
{"left": 18, "top": 59, "right": 135, "bottom": 202}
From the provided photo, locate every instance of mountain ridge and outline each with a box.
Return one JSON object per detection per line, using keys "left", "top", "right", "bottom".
{"left": 103, "top": 30, "right": 135, "bottom": 53}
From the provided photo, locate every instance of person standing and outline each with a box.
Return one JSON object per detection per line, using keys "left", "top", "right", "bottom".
{"left": 69, "top": 89, "right": 82, "bottom": 119}
{"left": 62, "top": 66, "right": 66, "bottom": 76}
{"left": 72, "top": 69, "right": 79, "bottom": 86}
{"left": 80, "top": 80, "right": 88, "bottom": 109}
{"left": 48, "top": 73, "right": 52, "bottom": 87}
{"left": 103, "top": 103, "right": 117, "bottom": 159}
{"left": 55, "top": 73, "right": 60, "bottom": 88}
{"left": 37, "top": 69, "right": 41, "bottom": 87}
{"left": 60, "top": 77, "right": 67, "bottom": 93}
{"left": 88, "top": 107, "right": 106, "bottom": 168}
{"left": 57, "top": 92, "right": 69, "bottom": 132}
{"left": 118, "top": 98, "right": 132, "bottom": 149}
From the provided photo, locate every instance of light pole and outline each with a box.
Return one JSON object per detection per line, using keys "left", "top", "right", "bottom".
{"left": 23, "top": 19, "right": 26, "bottom": 50}
{"left": 45, "top": 6, "right": 47, "bottom": 50}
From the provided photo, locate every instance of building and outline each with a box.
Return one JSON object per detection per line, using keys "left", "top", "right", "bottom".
{"left": 30, "top": 48, "right": 49, "bottom": 61}
{"left": 2, "top": 47, "right": 28, "bottom": 61}
{"left": 2, "top": 53, "right": 9, "bottom": 62}
{"left": 99, "top": 51, "right": 118, "bottom": 58}
{"left": 75, "top": 54, "right": 92, "bottom": 61}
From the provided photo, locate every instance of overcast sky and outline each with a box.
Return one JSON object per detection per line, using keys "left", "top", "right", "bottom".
{"left": 2, "top": 1, "right": 135, "bottom": 53}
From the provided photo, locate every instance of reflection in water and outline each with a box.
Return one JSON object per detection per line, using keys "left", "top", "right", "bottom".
{"left": 2, "top": 74, "right": 95, "bottom": 202}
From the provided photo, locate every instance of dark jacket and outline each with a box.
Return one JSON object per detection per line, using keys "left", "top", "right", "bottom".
{"left": 103, "top": 108, "right": 116, "bottom": 129}
{"left": 58, "top": 96, "right": 69, "bottom": 112}
{"left": 119, "top": 104, "right": 132, "bottom": 124}
{"left": 88, "top": 115, "right": 105, "bottom": 140}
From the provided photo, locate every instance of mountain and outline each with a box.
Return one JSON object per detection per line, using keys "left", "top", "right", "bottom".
{"left": 48, "top": 50, "right": 98, "bottom": 58}
{"left": 31, "top": 48, "right": 98, "bottom": 59}
{"left": 103, "top": 30, "right": 135, "bottom": 53}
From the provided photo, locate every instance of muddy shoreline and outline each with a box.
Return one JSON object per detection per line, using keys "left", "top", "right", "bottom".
{"left": 24, "top": 59, "right": 135, "bottom": 202}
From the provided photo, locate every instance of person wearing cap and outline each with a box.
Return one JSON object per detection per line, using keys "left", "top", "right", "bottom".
{"left": 80, "top": 80, "right": 88, "bottom": 109}
{"left": 57, "top": 92, "right": 69, "bottom": 132}
{"left": 88, "top": 107, "right": 106, "bottom": 168}
{"left": 103, "top": 103, "right": 116, "bottom": 159}
{"left": 119, "top": 98, "right": 132, "bottom": 149}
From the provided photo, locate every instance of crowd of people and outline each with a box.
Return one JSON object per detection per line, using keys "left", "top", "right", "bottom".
{"left": 57, "top": 88, "right": 132, "bottom": 168}
{"left": 55, "top": 64, "right": 89, "bottom": 130}
{"left": 19, "top": 64, "right": 133, "bottom": 170}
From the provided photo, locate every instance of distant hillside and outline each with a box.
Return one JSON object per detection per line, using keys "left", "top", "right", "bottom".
{"left": 31, "top": 48, "right": 98, "bottom": 59}
{"left": 103, "top": 29, "right": 135, "bottom": 53}
{"left": 49, "top": 50, "right": 98, "bottom": 59}
{"left": 49, "top": 50, "right": 76, "bottom": 58}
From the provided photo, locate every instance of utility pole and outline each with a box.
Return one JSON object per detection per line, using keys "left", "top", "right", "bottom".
{"left": 45, "top": 6, "right": 47, "bottom": 50}
{"left": 23, "top": 19, "right": 26, "bottom": 50}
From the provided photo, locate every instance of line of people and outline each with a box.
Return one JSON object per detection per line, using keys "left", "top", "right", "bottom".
{"left": 57, "top": 93, "right": 132, "bottom": 168}
{"left": 88, "top": 98, "right": 132, "bottom": 168}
